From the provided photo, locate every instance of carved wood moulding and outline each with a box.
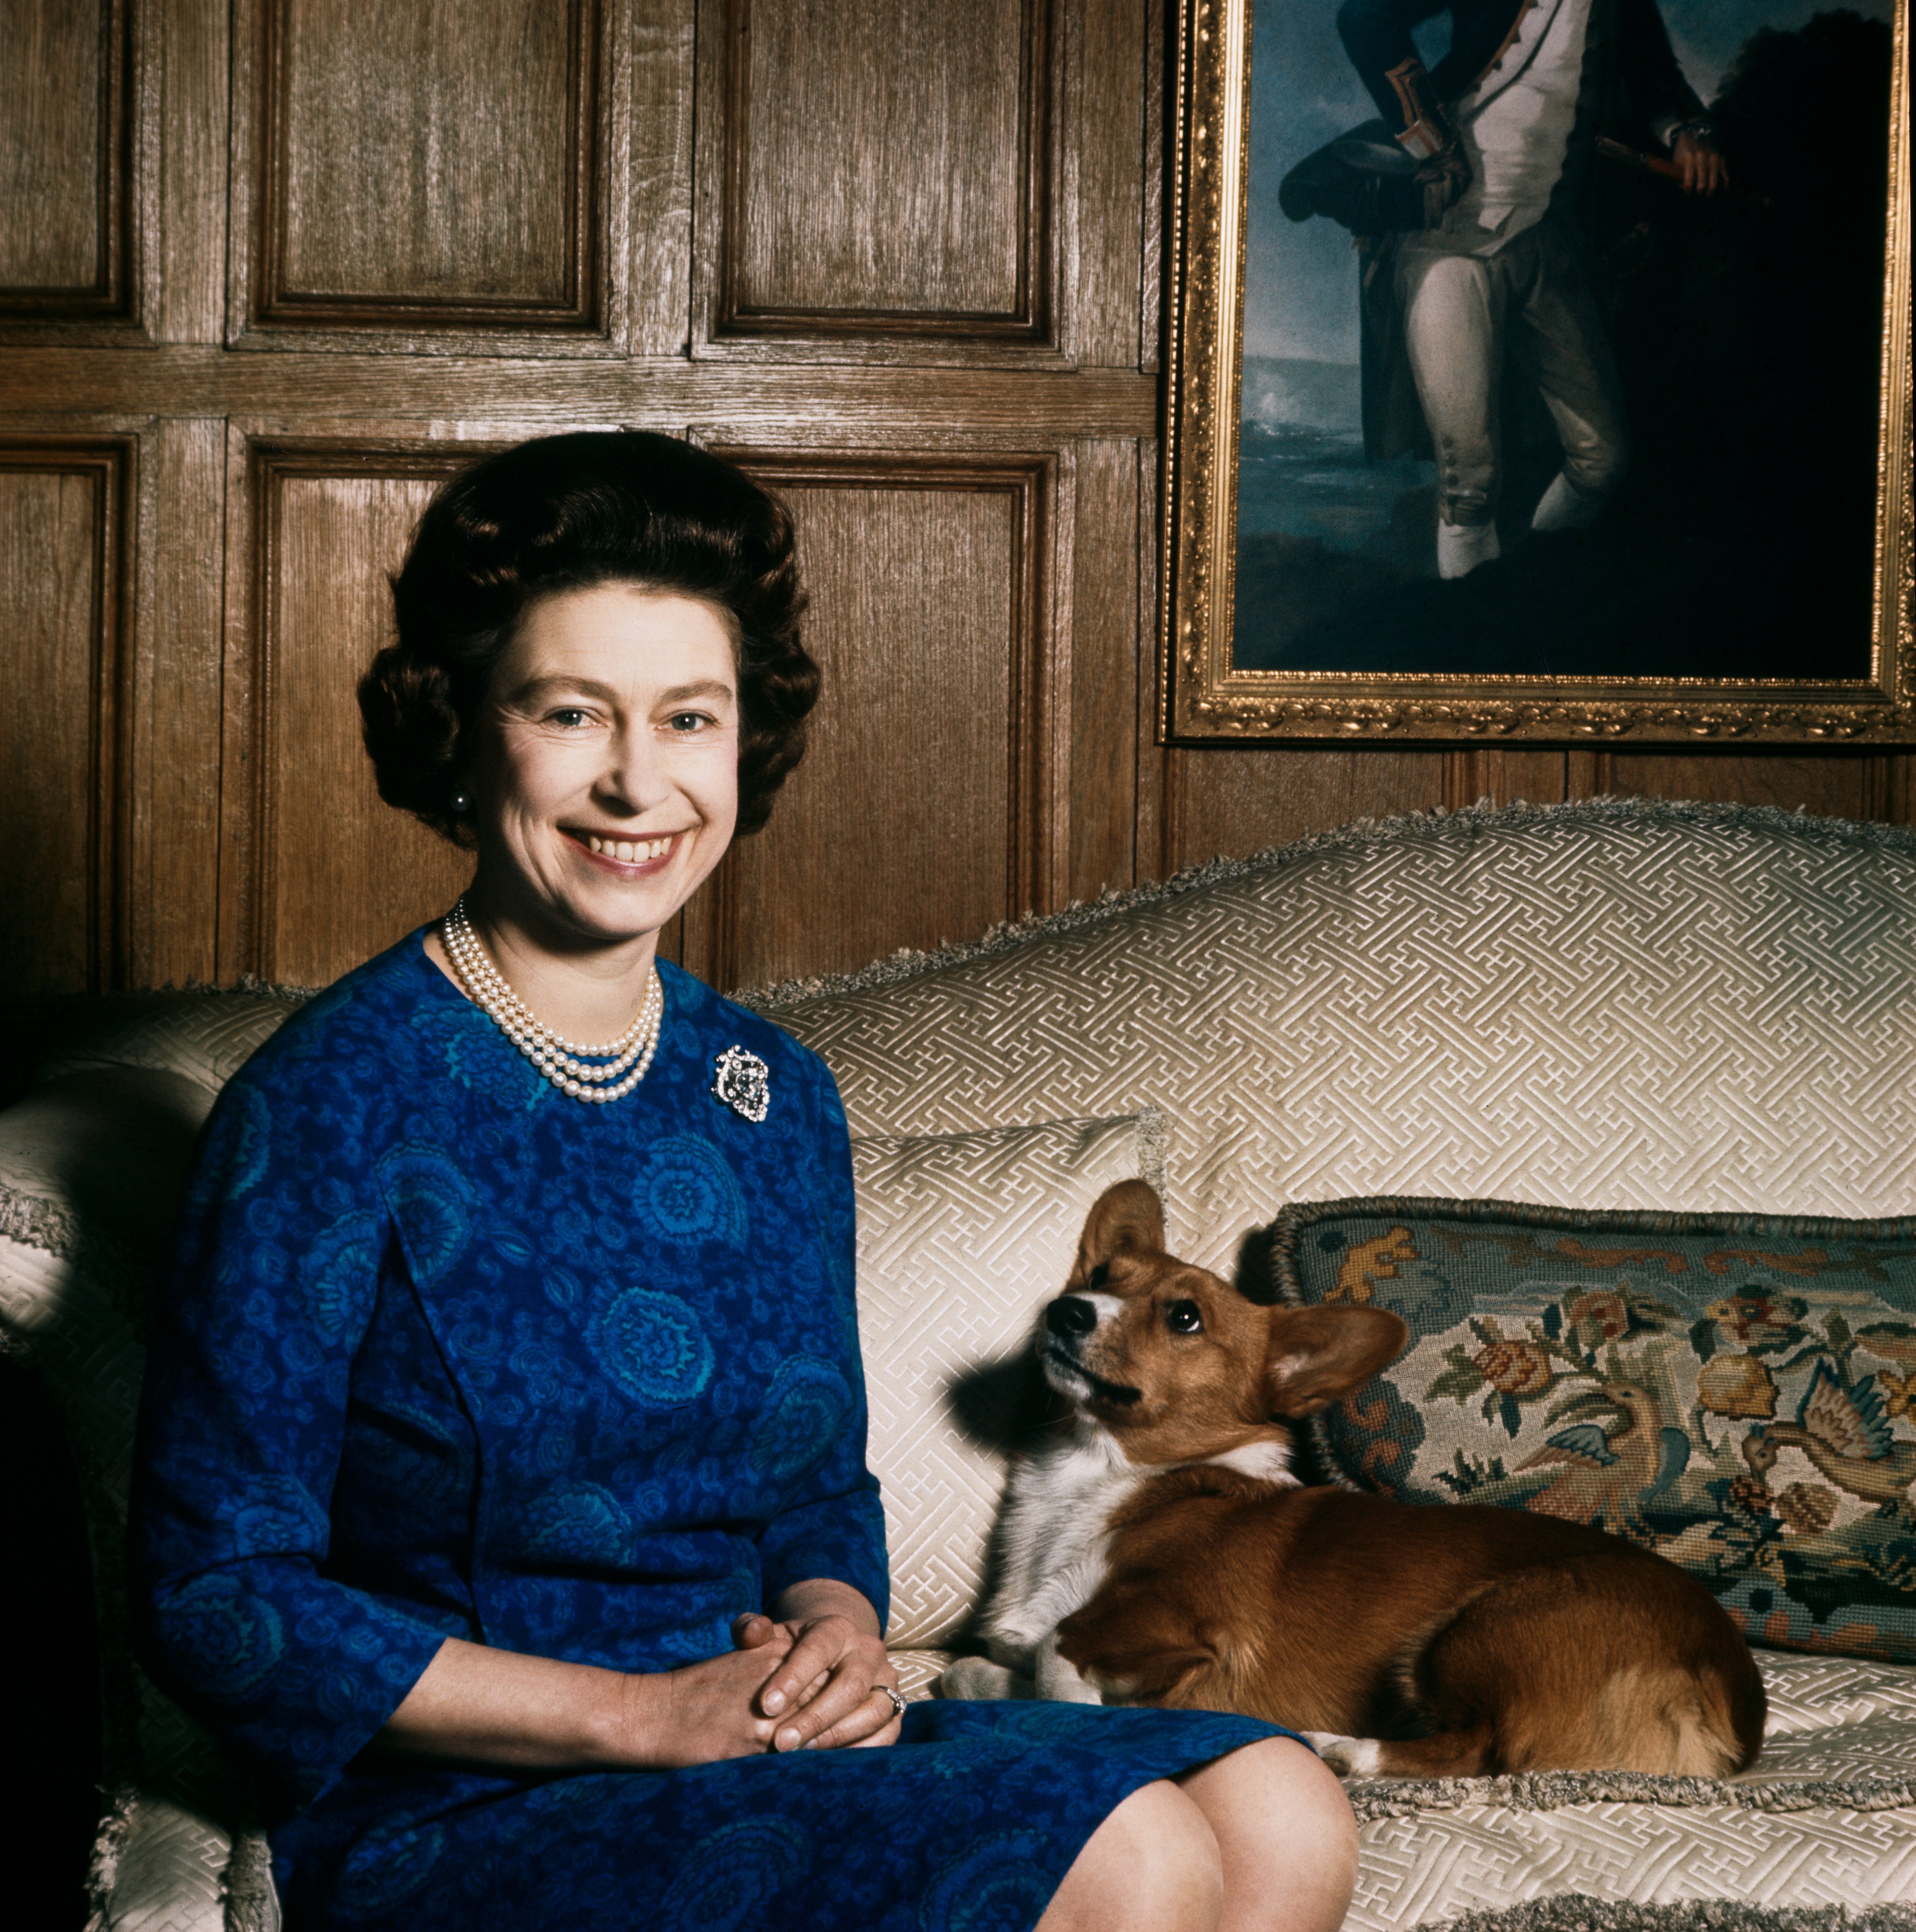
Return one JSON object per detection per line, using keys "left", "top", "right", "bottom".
{"left": 217, "top": 437, "right": 488, "bottom": 983}
{"left": 685, "top": 443, "right": 1064, "bottom": 989}
{"left": 0, "top": 437, "right": 135, "bottom": 990}
{"left": 696, "top": 0, "right": 1061, "bottom": 361}
{"left": 233, "top": 0, "right": 612, "bottom": 348}
{"left": 0, "top": 0, "right": 137, "bottom": 330}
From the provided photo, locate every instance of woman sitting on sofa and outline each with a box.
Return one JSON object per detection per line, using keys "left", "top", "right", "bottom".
{"left": 130, "top": 430, "right": 1358, "bottom": 1932}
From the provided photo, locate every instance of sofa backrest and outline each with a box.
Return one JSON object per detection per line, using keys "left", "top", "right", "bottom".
{"left": 756, "top": 799, "right": 1916, "bottom": 1273}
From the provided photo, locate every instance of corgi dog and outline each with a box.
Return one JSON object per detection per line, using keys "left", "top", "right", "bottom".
{"left": 942, "top": 1181, "right": 1765, "bottom": 1778}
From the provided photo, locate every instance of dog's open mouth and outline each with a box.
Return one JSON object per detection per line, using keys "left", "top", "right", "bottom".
{"left": 1042, "top": 1339, "right": 1140, "bottom": 1407}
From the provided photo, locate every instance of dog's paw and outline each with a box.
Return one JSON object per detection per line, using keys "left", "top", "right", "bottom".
{"left": 1301, "top": 1732, "right": 1384, "bottom": 1779}
{"left": 1034, "top": 1634, "right": 1105, "bottom": 1706}
{"left": 939, "top": 1657, "right": 1027, "bottom": 1701}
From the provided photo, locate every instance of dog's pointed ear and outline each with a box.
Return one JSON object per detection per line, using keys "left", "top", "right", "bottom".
{"left": 1069, "top": 1181, "right": 1165, "bottom": 1285}
{"left": 1264, "top": 1306, "right": 1409, "bottom": 1417}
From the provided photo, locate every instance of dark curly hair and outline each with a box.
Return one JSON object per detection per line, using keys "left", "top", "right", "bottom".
{"left": 359, "top": 431, "right": 817, "bottom": 844}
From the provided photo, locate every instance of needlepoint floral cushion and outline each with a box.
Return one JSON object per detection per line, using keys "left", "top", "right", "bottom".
{"left": 1262, "top": 1197, "right": 1916, "bottom": 1664}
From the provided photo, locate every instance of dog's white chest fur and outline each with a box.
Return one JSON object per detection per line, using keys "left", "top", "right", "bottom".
{"left": 944, "top": 1427, "right": 1296, "bottom": 1706}
{"left": 987, "top": 1426, "right": 1138, "bottom": 1657}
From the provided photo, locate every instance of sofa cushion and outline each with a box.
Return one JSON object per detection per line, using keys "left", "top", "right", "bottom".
{"left": 34, "top": 991, "right": 303, "bottom": 1100}
{"left": 851, "top": 1111, "right": 1163, "bottom": 1647}
{"left": 1264, "top": 1194, "right": 1916, "bottom": 1665}
{"left": 0, "top": 1067, "right": 270, "bottom": 1828}
{"left": 756, "top": 801, "right": 1916, "bottom": 1275}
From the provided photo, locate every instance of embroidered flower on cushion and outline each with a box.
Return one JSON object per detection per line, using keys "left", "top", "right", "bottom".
{"left": 1697, "top": 1351, "right": 1780, "bottom": 1419}
{"left": 1566, "top": 1290, "right": 1629, "bottom": 1342}
{"left": 1858, "top": 1324, "right": 1916, "bottom": 1418}
{"left": 1774, "top": 1482, "right": 1841, "bottom": 1536}
{"left": 1723, "top": 1471, "right": 1779, "bottom": 1525}
{"left": 1702, "top": 1290, "right": 1810, "bottom": 1353}
{"left": 1424, "top": 1316, "right": 1579, "bottom": 1441}
{"left": 1470, "top": 1330, "right": 1553, "bottom": 1398}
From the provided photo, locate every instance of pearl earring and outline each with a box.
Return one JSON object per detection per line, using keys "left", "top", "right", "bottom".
{"left": 451, "top": 789, "right": 473, "bottom": 815}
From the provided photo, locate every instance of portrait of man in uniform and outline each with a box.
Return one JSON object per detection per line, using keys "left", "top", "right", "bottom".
{"left": 1338, "top": 0, "right": 1724, "bottom": 580}
{"left": 1221, "top": 0, "right": 1900, "bottom": 686}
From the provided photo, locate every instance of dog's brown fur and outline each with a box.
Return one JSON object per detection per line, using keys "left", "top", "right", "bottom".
{"left": 1038, "top": 1182, "right": 1765, "bottom": 1777}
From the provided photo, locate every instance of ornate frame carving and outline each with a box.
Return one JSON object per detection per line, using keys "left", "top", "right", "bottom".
{"left": 1161, "top": 0, "right": 1916, "bottom": 745}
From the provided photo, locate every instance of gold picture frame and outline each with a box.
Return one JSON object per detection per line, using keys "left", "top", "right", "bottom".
{"left": 1162, "top": 0, "right": 1916, "bottom": 744}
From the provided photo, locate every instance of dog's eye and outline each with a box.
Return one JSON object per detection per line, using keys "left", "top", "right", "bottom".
{"left": 1086, "top": 1263, "right": 1109, "bottom": 1289}
{"left": 1165, "top": 1300, "right": 1203, "bottom": 1335}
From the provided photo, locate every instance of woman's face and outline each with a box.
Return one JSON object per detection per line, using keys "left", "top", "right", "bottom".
{"left": 467, "top": 582, "right": 741, "bottom": 948}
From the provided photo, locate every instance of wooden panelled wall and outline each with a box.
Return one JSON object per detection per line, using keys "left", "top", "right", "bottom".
{"left": 2, "top": 0, "right": 1911, "bottom": 1001}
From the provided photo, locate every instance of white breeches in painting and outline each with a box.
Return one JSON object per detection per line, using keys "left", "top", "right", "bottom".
{"left": 1396, "top": 220, "right": 1630, "bottom": 576}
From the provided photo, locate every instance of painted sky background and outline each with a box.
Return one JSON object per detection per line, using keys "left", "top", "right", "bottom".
{"left": 1244, "top": 0, "right": 1896, "bottom": 364}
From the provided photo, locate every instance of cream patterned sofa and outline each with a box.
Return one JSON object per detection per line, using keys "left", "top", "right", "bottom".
{"left": 4, "top": 798, "right": 1913, "bottom": 1932}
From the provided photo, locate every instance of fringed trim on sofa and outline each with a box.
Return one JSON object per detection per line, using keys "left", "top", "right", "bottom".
{"left": 0, "top": 1183, "right": 85, "bottom": 1262}
{"left": 223, "top": 1830, "right": 280, "bottom": 1932}
{"left": 1136, "top": 1105, "right": 1168, "bottom": 1197}
{"left": 1431, "top": 1897, "right": 1916, "bottom": 1932}
{"left": 83, "top": 1787, "right": 142, "bottom": 1932}
{"left": 1346, "top": 1767, "right": 1916, "bottom": 1821}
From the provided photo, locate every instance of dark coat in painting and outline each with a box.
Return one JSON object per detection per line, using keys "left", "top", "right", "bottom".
{"left": 1335, "top": 0, "right": 1707, "bottom": 461}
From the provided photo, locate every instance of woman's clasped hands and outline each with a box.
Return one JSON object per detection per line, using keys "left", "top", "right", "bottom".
{"left": 623, "top": 1582, "right": 903, "bottom": 1767}
{"left": 733, "top": 1595, "right": 904, "bottom": 1754}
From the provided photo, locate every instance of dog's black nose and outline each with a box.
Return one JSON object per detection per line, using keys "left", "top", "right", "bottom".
{"left": 1046, "top": 1296, "right": 1098, "bottom": 1337}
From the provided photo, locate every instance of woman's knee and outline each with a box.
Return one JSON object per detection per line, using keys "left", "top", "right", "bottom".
{"left": 1181, "top": 1738, "right": 1359, "bottom": 1932}
{"left": 1036, "top": 1778, "right": 1223, "bottom": 1932}
{"left": 1197, "top": 1735, "right": 1353, "bottom": 1821}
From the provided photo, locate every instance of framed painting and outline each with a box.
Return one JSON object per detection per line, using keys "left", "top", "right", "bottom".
{"left": 1162, "top": 0, "right": 1916, "bottom": 743}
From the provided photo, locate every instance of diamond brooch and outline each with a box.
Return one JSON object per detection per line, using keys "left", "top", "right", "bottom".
{"left": 712, "top": 1046, "right": 771, "bottom": 1123}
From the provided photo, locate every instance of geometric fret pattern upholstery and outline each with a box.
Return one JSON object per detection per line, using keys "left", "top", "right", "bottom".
{"left": 759, "top": 802, "right": 1916, "bottom": 1275}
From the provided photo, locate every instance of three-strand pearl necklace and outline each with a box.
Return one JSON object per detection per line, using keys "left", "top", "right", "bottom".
{"left": 441, "top": 897, "right": 662, "bottom": 1105}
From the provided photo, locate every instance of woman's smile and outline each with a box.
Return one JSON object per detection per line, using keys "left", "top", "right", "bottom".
{"left": 567, "top": 828, "right": 683, "bottom": 870}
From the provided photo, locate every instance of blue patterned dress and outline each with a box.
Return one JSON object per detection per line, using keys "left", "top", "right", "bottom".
{"left": 132, "top": 933, "right": 1285, "bottom": 1931}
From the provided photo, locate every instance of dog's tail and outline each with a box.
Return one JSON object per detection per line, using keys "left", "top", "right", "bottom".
{"left": 1588, "top": 1644, "right": 1767, "bottom": 1776}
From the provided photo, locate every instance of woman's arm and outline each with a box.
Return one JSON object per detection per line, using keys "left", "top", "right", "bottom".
{"left": 380, "top": 1581, "right": 899, "bottom": 1767}
{"left": 133, "top": 1064, "right": 458, "bottom": 1805}
{"left": 378, "top": 1631, "right": 799, "bottom": 1769}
